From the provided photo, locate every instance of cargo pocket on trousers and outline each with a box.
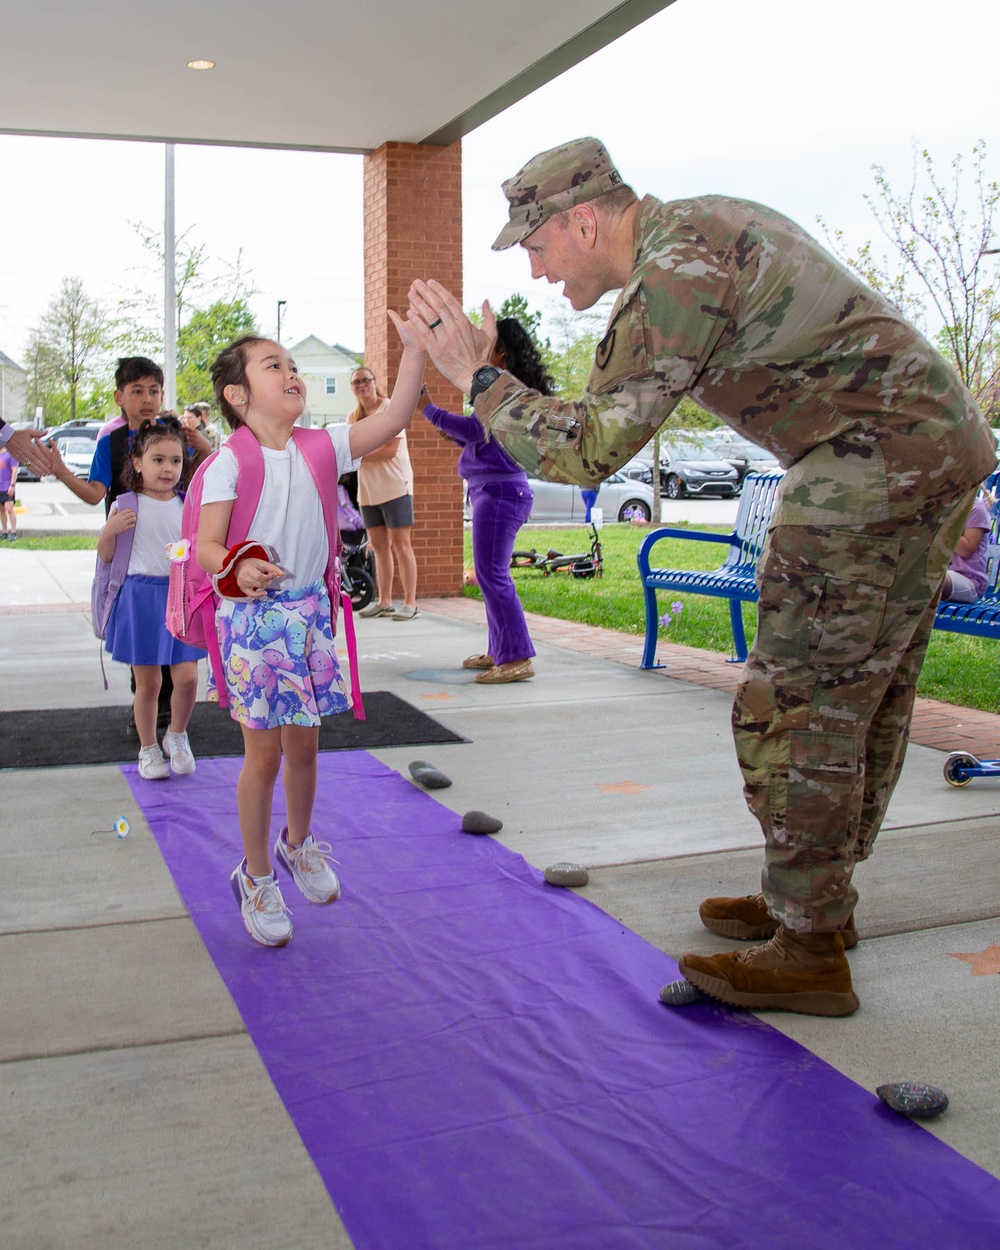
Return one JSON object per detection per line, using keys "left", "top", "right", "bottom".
{"left": 808, "top": 534, "right": 898, "bottom": 667}
{"left": 776, "top": 729, "right": 861, "bottom": 849}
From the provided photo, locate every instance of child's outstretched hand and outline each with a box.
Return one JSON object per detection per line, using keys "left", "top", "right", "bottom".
{"left": 236, "top": 557, "right": 288, "bottom": 599}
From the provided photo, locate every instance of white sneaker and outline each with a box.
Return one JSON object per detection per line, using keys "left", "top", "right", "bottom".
{"left": 230, "top": 859, "right": 293, "bottom": 947}
{"left": 162, "top": 729, "right": 196, "bottom": 775}
{"left": 274, "top": 828, "right": 341, "bottom": 903}
{"left": 137, "top": 744, "right": 169, "bottom": 780}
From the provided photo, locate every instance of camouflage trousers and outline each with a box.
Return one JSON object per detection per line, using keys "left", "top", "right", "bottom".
{"left": 732, "top": 489, "right": 976, "bottom": 933}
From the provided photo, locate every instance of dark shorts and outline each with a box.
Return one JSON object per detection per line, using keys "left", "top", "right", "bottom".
{"left": 361, "top": 494, "right": 414, "bottom": 529}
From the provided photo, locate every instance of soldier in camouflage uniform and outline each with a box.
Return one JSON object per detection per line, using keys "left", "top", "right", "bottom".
{"left": 406, "top": 137, "right": 998, "bottom": 1017}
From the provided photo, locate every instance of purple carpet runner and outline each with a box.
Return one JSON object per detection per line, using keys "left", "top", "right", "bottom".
{"left": 126, "top": 753, "right": 1000, "bottom": 1249}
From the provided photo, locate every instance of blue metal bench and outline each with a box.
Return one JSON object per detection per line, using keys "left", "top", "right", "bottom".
{"left": 637, "top": 472, "right": 784, "bottom": 667}
{"left": 933, "top": 473, "right": 1000, "bottom": 640}
{"left": 638, "top": 470, "right": 1000, "bottom": 668}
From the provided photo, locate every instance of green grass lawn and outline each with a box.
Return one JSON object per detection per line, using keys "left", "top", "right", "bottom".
{"left": 13, "top": 525, "right": 997, "bottom": 713}
{"left": 6, "top": 534, "right": 98, "bottom": 550}
{"left": 463, "top": 522, "right": 1000, "bottom": 715}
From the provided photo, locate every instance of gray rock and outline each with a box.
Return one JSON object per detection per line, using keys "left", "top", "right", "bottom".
{"left": 461, "top": 810, "right": 503, "bottom": 834}
{"left": 543, "top": 862, "right": 589, "bottom": 888}
{"left": 876, "top": 1082, "right": 949, "bottom": 1119}
{"left": 659, "top": 979, "right": 705, "bottom": 1007}
{"left": 408, "top": 760, "right": 452, "bottom": 789}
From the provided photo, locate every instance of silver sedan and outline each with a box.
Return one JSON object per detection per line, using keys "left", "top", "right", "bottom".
{"left": 526, "top": 471, "right": 654, "bottom": 523}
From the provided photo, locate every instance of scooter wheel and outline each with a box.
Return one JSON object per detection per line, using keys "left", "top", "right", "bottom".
{"left": 943, "top": 751, "right": 980, "bottom": 787}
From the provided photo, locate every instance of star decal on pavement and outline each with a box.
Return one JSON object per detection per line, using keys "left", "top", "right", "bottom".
{"left": 420, "top": 692, "right": 456, "bottom": 701}
{"left": 947, "top": 945, "right": 1000, "bottom": 976}
{"left": 596, "top": 780, "right": 650, "bottom": 796}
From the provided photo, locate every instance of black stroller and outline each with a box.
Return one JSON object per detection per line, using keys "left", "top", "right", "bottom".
{"left": 338, "top": 475, "right": 377, "bottom": 611}
{"left": 341, "top": 528, "right": 377, "bottom": 611}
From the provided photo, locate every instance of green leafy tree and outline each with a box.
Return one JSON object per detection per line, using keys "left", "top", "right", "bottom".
{"left": 112, "top": 225, "right": 258, "bottom": 414}
{"left": 175, "top": 298, "right": 258, "bottom": 409}
{"left": 30, "top": 277, "right": 111, "bottom": 422}
{"left": 820, "top": 141, "right": 1000, "bottom": 422}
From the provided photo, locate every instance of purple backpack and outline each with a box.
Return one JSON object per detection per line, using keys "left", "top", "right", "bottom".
{"left": 90, "top": 491, "right": 137, "bottom": 689}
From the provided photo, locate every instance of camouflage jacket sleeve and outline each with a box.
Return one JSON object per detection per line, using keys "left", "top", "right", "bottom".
{"left": 474, "top": 199, "right": 736, "bottom": 487}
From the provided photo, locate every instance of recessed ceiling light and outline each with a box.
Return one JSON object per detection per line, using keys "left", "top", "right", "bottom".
{"left": 186, "top": 59, "right": 216, "bottom": 71}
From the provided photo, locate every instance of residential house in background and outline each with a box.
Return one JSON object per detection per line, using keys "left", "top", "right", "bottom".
{"left": 0, "top": 350, "right": 28, "bottom": 427}
{"left": 288, "top": 336, "right": 360, "bottom": 426}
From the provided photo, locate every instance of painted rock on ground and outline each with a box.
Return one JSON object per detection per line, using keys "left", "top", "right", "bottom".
{"left": 408, "top": 760, "right": 453, "bottom": 789}
{"left": 544, "top": 862, "right": 589, "bottom": 887}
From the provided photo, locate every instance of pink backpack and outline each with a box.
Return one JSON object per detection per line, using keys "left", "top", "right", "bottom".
{"left": 166, "top": 424, "right": 364, "bottom": 717}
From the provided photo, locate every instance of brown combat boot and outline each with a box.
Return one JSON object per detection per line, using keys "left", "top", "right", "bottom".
{"left": 677, "top": 927, "right": 860, "bottom": 1017}
{"left": 698, "top": 892, "right": 858, "bottom": 950}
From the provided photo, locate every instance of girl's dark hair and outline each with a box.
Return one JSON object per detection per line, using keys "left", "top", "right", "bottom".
{"left": 210, "top": 335, "right": 270, "bottom": 430}
{"left": 122, "top": 416, "right": 190, "bottom": 493}
{"left": 495, "top": 318, "right": 554, "bottom": 396}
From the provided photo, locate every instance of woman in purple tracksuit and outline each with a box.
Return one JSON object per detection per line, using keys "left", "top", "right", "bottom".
{"left": 419, "top": 318, "right": 553, "bottom": 685}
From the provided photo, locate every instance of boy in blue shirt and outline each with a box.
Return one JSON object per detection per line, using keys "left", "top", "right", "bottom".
{"left": 51, "top": 357, "right": 213, "bottom": 732}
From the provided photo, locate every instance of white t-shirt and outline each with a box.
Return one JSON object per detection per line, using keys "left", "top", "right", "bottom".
{"left": 199, "top": 425, "right": 359, "bottom": 592}
{"left": 107, "top": 494, "right": 184, "bottom": 577}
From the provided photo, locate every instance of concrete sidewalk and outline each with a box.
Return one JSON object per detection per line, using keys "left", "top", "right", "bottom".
{"left": 2, "top": 551, "right": 999, "bottom": 1247}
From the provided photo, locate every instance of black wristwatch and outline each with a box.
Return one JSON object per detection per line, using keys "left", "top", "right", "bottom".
{"left": 469, "top": 365, "right": 503, "bottom": 403}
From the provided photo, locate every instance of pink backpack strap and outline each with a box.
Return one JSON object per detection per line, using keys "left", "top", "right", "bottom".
{"left": 225, "top": 425, "right": 266, "bottom": 544}
{"left": 184, "top": 429, "right": 265, "bottom": 709}
{"left": 293, "top": 427, "right": 365, "bottom": 721}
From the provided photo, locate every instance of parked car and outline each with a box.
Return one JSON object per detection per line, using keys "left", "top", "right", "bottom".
{"left": 527, "top": 470, "right": 654, "bottom": 523}
{"left": 462, "top": 470, "right": 655, "bottom": 525}
{"left": 658, "top": 441, "right": 740, "bottom": 498}
{"left": 58, "top": 437, "right": 97, "bottom": 478}
{"left": 703, "top": 435, "right": 781, "bottom": 487}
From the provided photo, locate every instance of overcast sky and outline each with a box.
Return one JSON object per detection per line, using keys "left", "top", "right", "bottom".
{"left": 0, "top": 0, "right": 998, "bottom": 366}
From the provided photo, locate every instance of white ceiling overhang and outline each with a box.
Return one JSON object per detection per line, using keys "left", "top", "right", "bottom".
{"left": 1, "top": 0, "right": 673, "bottom": 152}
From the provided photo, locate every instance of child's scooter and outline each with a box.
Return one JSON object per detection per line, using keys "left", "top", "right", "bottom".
{"left": 942, "top": 751, "right": 1000, "bottom": 786}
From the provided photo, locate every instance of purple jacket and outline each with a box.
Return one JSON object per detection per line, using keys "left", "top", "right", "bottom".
{"left": 422, "top": 402, "right": 529, "bottom": 488}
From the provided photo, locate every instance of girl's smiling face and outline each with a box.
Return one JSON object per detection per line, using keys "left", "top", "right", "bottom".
{"left": 240, "top": 340, "right": 306, "bottom": 424}
{"left": 132, "top": 435, "right": 184, "bottom": 496}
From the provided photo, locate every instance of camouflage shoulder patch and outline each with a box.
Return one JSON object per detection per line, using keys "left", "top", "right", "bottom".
{"left": 595, "top": 329, "right": 616, "bottom": 370}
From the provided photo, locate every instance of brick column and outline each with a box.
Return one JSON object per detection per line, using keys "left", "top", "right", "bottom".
{"left": 362, "top": 140, "right": 464, "bottom": 597}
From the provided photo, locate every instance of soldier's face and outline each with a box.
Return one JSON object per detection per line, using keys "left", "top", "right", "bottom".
{"left": 521, "top": 216, "right": 603, "bottom": 310}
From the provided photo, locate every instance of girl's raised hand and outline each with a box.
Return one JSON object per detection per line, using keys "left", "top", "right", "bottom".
{"left": 388, "top": 307, "right": 426, "bottom": 353}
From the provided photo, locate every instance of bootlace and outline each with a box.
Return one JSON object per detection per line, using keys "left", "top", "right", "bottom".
{"left": 737, "top": 932, "right": 789, "bottom": 966}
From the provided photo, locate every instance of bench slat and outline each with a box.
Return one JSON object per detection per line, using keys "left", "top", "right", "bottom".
{"left": 638, "top": 472, "right": 783, "bottom": 667}
{"left": 637, "top": 470, "right": 1000, "bottom": 668}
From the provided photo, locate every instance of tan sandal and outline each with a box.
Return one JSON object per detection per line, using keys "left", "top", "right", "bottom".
{"left": 462, "top": 653, "right": 494, "bottom": 670}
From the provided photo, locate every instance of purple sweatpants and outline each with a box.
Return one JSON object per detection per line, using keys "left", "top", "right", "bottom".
{"left": 470, "top": 479, "right": 535, "bottom": 665}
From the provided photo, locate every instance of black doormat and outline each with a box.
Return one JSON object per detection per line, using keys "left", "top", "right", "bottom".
{"left": 0, "top": 692, "right": 467, "bottom": 770}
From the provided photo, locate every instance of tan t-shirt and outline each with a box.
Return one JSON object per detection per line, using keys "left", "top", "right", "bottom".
{"left": 349, "top": 398, "right": 414, "bottom": 506}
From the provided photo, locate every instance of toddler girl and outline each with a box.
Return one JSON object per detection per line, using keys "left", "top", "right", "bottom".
{"left": 97, "top": 417, "right": 204, "bottom": 779}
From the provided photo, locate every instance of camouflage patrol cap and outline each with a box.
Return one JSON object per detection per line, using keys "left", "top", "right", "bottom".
{"left": 491, "top": 137, "right": 624, "bottom": 251}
